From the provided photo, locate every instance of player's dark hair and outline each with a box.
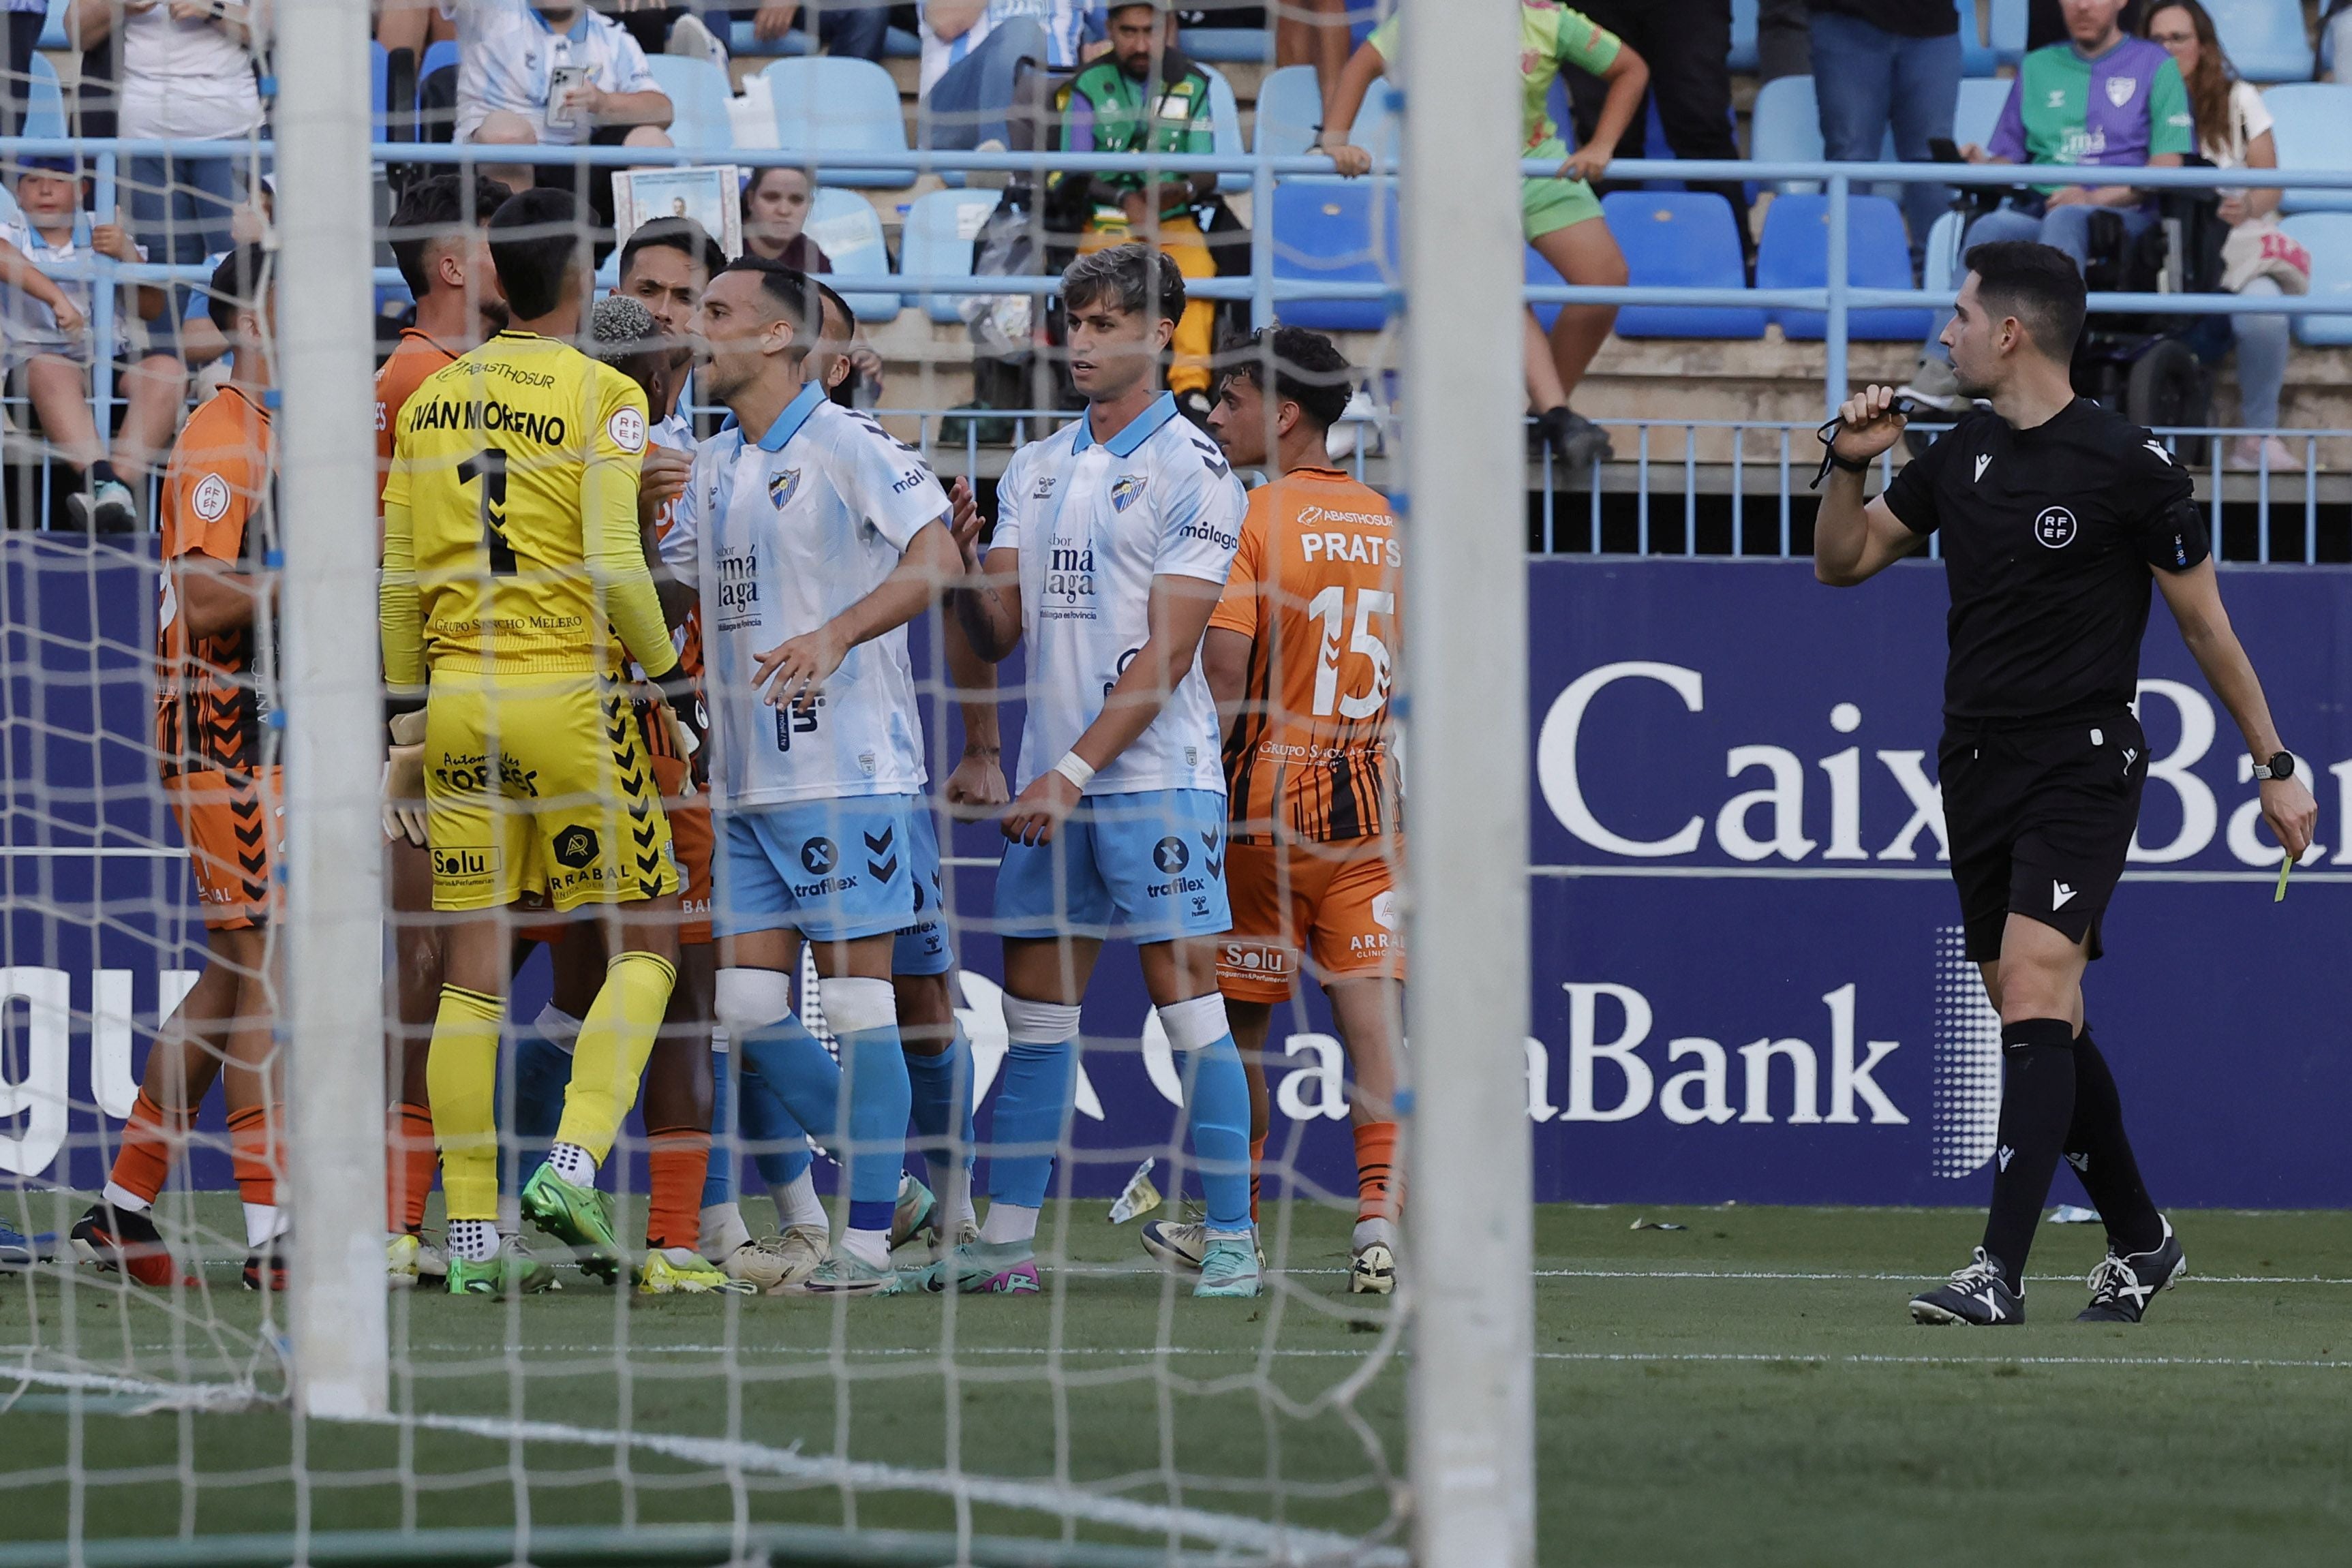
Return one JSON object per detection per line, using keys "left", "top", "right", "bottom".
{"left": 811, "top": 279, "right": 864, "bottom": 406}
{"left": 487, "top": 188, "right": 588, "bottom": 322}
{"left": 1061, "top": 242, "right": 1186, "bottom": 326}
{"left": 1963, "top": 240, "right": 2087, "bottom": 360}
{"left": 1221, "top": 326, "right": 1353, "bottom": 433}
{"left": 205, "top": 243, "right": 272, "bottom": 337}
{"left": 617, "top": 215, "right": 727, "bottom": 286}
{"left": 386, "top": 173, "right": 507, "bottom": 298}
{"left": 720, "top": 255, "right": 819, "bottom": 356}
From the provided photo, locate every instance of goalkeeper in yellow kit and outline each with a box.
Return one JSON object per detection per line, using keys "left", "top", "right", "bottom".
{"left": 380, "top": 188, "right": 693, "bottom": 1295}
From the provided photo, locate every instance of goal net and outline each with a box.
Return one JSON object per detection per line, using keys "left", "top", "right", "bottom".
{"left": 3, "top": 1, "right": 1529, "bottom": 1562}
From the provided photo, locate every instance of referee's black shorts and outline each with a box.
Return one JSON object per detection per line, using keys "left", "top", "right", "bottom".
{"left": 1939, "top": 707, "right": 2147, "bottom": 964}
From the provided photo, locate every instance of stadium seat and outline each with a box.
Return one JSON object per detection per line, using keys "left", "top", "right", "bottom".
{"left": 645, "top": 55, "right": 735, "bottom": 152}
{"left": 1959, "top": 0, "right": 2028, "bottom": 76}
{"left": 1270, "top": 179, "right": 1397, "bottom": 332}
{"left": 23, "top": 56, "right": 63, "bottom": 142}
{"left": 35, "top": 0, "right": 65, "bottom": 52}
{"left": 1199, "top": 63, "right": 1249, "bottom": 195}
{"left": 1595, "top": 191, "right": 1767, "bottom": 339}
{"left": 2205, "top": 0, "right": 2312, "bottom": 82}
{"left": 417, "top": 38, "right": 459, "bottom": 109}
{"left": 806, "top": 186, "right": 900, "bottom": 322}
{"left": 2280, "top": 213, "right": 2352, "bottom": 347}
{"left": 1749, "top": 77, "right": 1897, "bottom": 195}
{"left": 1259, "top": 64, "right": 1401, "bottom": 174}
{"left": 898, "top": 187, "right": 1000, "bottom": 323}
{"left": 371, "top": 41, "right": 389, "bottom": 135}
{"left": 761, "top": 57, "right": 911, "bottom": 186}
{"left": 2265, "top": 84, "right": 2352, "bottom": 215}
{"left": 1922, "top": 209, "right": 1966, "bottom": 297}
{"left": 1180, "top": 27, "right": 1272, "bottom": 63}
{"left": 1757, "top": 191, "right": 1933, "bottom": 340}
{"left": 1953, "top": 77, "right": 2011, "bottom": 152}
{"left": 1727, "top": 0, "right": 1760, "bottom": 74}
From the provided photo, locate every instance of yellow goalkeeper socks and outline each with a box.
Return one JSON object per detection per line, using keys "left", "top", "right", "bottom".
{"left": 554, "top": 951, "right": 677, "bottom": 1167}
{"left": 426, "top": 984, "right": 506, "bottom": 1224}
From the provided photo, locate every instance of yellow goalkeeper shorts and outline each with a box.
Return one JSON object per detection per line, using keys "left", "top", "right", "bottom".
{"left": 421, "top": 669, "right": 680, "bottom": 914}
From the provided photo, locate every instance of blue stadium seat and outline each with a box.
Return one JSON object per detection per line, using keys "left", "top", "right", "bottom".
{"left": 899, "top": 187, "right": 1000, "bottom": 322}
{"left": 806, "top": 186, "right": 900, "bottom": 322}
{"left": 36, "top": 0, "right": 66, "bottom": 52}
{"left": 763, "top": 57, "right": 912, "bottom": 186}
{"left": 1960, "top": 0, "right": 2028, "bottom": 76}
{"left": 645, "top": 55, "right": 735, "bottom": 151}
{"left": 371, "top": 42, "right": 389, "bottom": 134}
{"left": 1757, "top": 191, "right": 1932, "bottom": 340}
{"left": 1727, "top": 0, "right": 1760, "bottom": 74}
{"left": 418, "top": 38, "right": 459, "bottom": 106}
{"left": 1922, "top": 209, "right": 1966, "bottom": 296}
{"left": 1954, "top": 76, "right": 2011, "bottom": 152}
{"left": 1262, "top": 64, "right": 1400, "bottom": 173}
{"left": 2207, "top": 0, "right": 2312, "bottom": 82}
{"left": 1595, "top": 191, "right": 1766, "bottom": 339}
{"left": 1270, "top": 179, "right": 1397, "bottom": 332}
{"left": 1748, "top": 76, "right": 1823, "bottom": 193}
{"left": 1200, "top": 63, "right": 1249, "bottom": 194}
{"left": 23, "top": 56, "right": 63, "bottom": 142}
{"left": 2280, "top": 213, "right": 2352, "bottom": 347}
{"left": 2266, "top": 84, "right": 2352, "bottom": 215}
{"left": 1180, "top": 27, "right": 1271, "bottom": 63}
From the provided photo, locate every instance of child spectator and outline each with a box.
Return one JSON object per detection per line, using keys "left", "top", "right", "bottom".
{"left": 3, "top": 154, "right": 182, "bottom": 529}
{"left": 740, "top": 165, "right": 832, "bottom": 272}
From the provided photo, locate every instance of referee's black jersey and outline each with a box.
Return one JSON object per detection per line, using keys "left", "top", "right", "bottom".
{"left": 1882, "top": 397, "right": 2208, "bottom": 723}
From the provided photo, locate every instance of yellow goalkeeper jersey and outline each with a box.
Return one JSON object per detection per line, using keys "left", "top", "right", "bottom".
{"left": 380, "top": 328, "right": 675, "bottom": 683}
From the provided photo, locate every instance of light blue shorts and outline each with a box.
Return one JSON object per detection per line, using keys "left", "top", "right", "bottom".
{"left": 716, "top": 793, "right": 921, "bottom": 944}
{"left": 892, "top": 804, "right": 956, "bottom": 977}
{"left": 995, "top": 788, "right": 1232, "bottom": 943}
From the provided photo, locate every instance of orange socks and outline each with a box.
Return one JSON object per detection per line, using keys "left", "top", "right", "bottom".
{"left": 226, "top": 1105, "right": 278, "bottom": 1210}
{"left": 105, "top": 1090, "right": 183, "bottom": 1209}
{"left": 386, "top": 1101, "right": 438, "bottom": 1234}
{"left": 645, "top": 1126, "right": 712, "bottom": 1252}
{"left": 1249, "top": 1135, "right": 1266, "bottom": 1225}
{"left": 1352, "top": 1120, "right": 1399, "bottom": 1224}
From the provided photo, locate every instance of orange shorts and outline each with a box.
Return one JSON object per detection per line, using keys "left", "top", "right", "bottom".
{"left": 1217, "top": 835, "right": 1405, "bottom": 1003}
{"left": 648, "top": 744, "right": 712, "bottom": 947}
{"left": 166, "top": 765, "right": 282, "bottom": 931}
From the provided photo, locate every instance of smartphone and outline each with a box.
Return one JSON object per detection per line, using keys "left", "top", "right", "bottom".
{"left": 1927, "top": 137, "right": 1964, "bottom": 164}
{"left": 547, "top": 65, "right": 589, "bottom": 129}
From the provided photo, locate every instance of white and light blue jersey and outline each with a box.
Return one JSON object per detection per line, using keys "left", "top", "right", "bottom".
{"left": 995, "top": 391, "right": 1244, "bottom": 798}
{"left": 442, "top": 0, "right": 656, "bottom": 147}
{"left": 679, "top": 380, "right": 949, "bottom": 809}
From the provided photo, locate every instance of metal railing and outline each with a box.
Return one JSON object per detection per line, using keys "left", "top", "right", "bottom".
{"left": 3, "top": 138, "right": 2347, "bottom": 551}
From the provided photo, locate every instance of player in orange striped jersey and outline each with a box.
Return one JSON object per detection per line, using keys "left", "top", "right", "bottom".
{"left": 374, "top": 175, "right": 517, "bottom": 1287}
{"left": 1143, "top": 326, "right": 1406, "bottom": 1295}
{"left": 71, "top": 247, "right": 287, "bottom": 1291}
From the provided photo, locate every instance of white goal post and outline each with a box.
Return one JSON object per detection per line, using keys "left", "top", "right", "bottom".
{"left": 275, "top": 0, "right": 391, "bottom": 1418}
{"left": 1399, "top": 2, "right": 1540, "bottom": 1565}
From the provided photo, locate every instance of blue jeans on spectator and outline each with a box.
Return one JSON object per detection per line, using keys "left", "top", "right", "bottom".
{"left": 724, "top": 0, "right": 889, "bottom": 61}
{"left": 1808, "top": 10, "right": 1960, "bottom": 261}
{"left": 129, "top": 151, "right": 243, "bottom": 358}
{"left": 921, "top": 18, "right": 1048, "bottom": 152}
{"left": 2231, "top": 273, "right": 2288, "bottom": 430}
{"left": 1923, "top": 198, "right": 2156, "bottom": 361}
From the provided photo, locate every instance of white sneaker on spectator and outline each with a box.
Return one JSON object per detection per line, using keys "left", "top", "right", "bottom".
{"left": 2228, "top": 434, "right": 2298, "bottom": 472}
{"left": 666, "top": 12, "right": 727, "bottom": 68}
{"left": 69, "top": 478, "right": 137, "bottom": 534}
{"left": 1894, "top": 356, "right": 1966, "bottom": 414}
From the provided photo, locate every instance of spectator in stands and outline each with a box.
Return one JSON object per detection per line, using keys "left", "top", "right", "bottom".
{"left": 2322, "top": 0, "right": 2351, "bottom": 80}
{"left": 919, "top": 0, "right": 1106, "bottom": 160}
{"left": 1809, "top": 0, "right": 1961, "bottom": 261}
{"left": 741, "top": 165, "right": 832, "bottom": 271}
{"left": 1054, "top": 1, "right": 1221, "bottom": 417}
{"left": 1901, "top": 0, "right": 2188, "bottom": 409}
{"left": 1, "top": 155, "right": 180, "bottom": 529}
{"left": 1758, "top": 0, "right": 1812, "bottom": 80}
{"left": 1562, "top": 0, "right": 1754, "bottom": 272}
{"left": 444, "top": 0, "right": 675, "bottom": 196}
{"left": 2147, "top": 0, "right": 2293, "bottom": 470}
{"left": 1325, "top": 5, "right": 1645, "bottom": 469}
{"left": 741, "top": 0, "right": 889, "bottom": 59}
{"left": 64, "top": 0, "right": 262, "bottom": 354}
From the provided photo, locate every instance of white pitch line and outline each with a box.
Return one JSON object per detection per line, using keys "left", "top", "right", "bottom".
{"left": 1531, "top": 1268, "right": 2352, "bottom": 1285}
{"left": 1536, "top": 1351, "right": 2352, "bottom": 1371}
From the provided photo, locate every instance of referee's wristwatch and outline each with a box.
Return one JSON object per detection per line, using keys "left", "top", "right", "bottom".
{"left": 2253, "top": 750, "right": 2297, "bottom": 782}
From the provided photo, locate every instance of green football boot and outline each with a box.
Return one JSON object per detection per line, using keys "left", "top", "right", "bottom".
{"left": 1195, "top": 1236, "right": 1263, "bottom": 1300}
{"left": 520, "top": 1163, "right": 624, "bottom": 1285}
{"left": 446, "top": 1236, "right": 561, "bottom": 1298}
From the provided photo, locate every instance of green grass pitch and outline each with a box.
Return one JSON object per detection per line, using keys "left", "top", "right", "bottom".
{"left": 6, "top": 1199, "right": 2352, "bottom": 1564}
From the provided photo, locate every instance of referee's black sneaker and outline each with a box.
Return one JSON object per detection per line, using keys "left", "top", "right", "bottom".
{"left": 2077, "top": 1218, "right": 2185, "bottom": 1323}
{"left": 1530, "top": 405, "right": 1613, "bottom": 470}
{"left": 1908, "top": 1247, "right": 2024, "bottom": 1325}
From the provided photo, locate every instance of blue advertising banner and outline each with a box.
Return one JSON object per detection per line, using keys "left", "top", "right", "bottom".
{"left": 6, "top": 539, "right": 2348, "bottom": 1210}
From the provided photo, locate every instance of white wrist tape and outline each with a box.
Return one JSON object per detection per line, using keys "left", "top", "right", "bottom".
{"left": 1052, "top": 752, "right": 1096, "bottom": 790}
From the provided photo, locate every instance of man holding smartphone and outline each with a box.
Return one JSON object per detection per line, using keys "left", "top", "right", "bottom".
{"left": 445, "top": 0, "right": 675, "bottom": 200}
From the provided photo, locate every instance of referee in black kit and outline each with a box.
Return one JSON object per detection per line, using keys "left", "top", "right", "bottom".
{"left": 1813, "top": 241, "right": 2317, "bottom": 1326}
